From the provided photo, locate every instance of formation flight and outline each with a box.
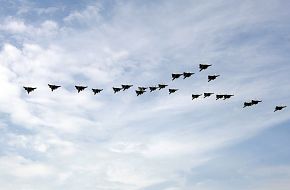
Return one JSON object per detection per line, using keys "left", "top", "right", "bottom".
{"left": 75, "top": 85, "right": 87, "bottom": 93}
{"left": 149, "top": 86, "right": 158, "bottom": 92}
{"left": 183, "top": 72, "right": 194, "bottom": 79}
{"left": 136, "top": 89, "right": 146, "bottom": 96}
{"left": 122, "top": 85, "right": 133, "bottom": 91}
{"left": 172, "top": 73, "right": 183, "bottom": 80}
{"left": 48, "top": 84, "right": 61, "bottom": 91}
{"left": 274, "top": 106, "right": 287, "bottom": 112}
{"left": 23, "top": 86, "right": 37, "bottom": 94}
{"left": 113, "top": 87, "right": 122, "bottom": 93}
{"left": 208, "top": 75, "right": 220, "bottom": 82}
{"left": 192, "top": 94, "right": 202, "bottom": 100}
{"left": 158, "top": 84, "right": 168, "bottom": 90}
{"left": 138, "top": 87, "right": 147, "bottom": 91}
{"left": 169, "top": 89, "right": 178, "bottom": 94}
{"left": 204, "top": 93, "right": 214, "bottom": 98}
{"left": 92, "top": 88, "right": 103, "bottom": 95}
{"left": 199, "top": 64, "right": 212, "bottom": 72}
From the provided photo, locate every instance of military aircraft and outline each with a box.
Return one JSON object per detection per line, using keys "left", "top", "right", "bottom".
{"left": 113, "top": 87, "right": 122, "bottom": 93}
{"left": 92, "top": 88, "right": 103, "bottom": 95}
{"left": 138, "top": 87, "right": 147, "bottom": 91}
{"left": 204, "top": 93, "right": 214, "bottom": 98}
{"left": 183, "top": 72, "right": 194, "bottom": 79}
{"left": 208, "top": 75, "right": 220, "bottom": 82}
{"left": 192, "top": 94, "right": 202, "bottom": 100}
{"left": 169, "top": 89, "right": 178, "bottom": 94}
{"left": 243, "top": 102, "right": 253, "bottom": 108}
{"left": 122, "top": 85, "right": 133, "bottom": 91}
{"left": 199, "top": 64, "right": 212, "bottom": 72}
{"left": 274, "top": 106, "right": 287, "bottom": 112}
{"left": 251, "top": 100, "right": 262, "bottom": 105}
{"left": 223, "top": 95, "right": 234, "bottom": 100}
{"left": 149, "top": 86, "right": 158, "bottom": 92}
{"left": 48, "top": 84, "right": 61, "bottom": 91}
{"left": 216, "top": 94, "right": 224, "bottom": 100}
{"left": 158, "top": 84, "right": 168, "bottom": 90}
{"left": 23, "top": 86, "right": 37, "bottom": 94}
{"left": 136, "top": 90, "right": 146, "bottom": 96}
{"left": 75, "top": 85, "right": 87, "bottom": 93}
{"left": 172, "top": 73, "right": 183, "bottom": 80}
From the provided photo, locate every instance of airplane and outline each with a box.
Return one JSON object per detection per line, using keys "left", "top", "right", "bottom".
{"left": 158, "top": 84, "right": 168, "bottom": 90}
{"left": 223, "top": 95, "right": 234, "bottom": 100}
{"left": 136, "top": 90, "right": 146, "bottom": 96}
{"left": 216, "top": 94, "right": 224, "bottom": 100}
{"left": 274, "top": 106, "right": 287, "bottom": 112}
{"left": 172, "top": 73, "right": 183, "bottom": 80}
{"left": 169, "top": 89, "right": 178, "bottom": 94}
{"left": 113, "top": 87, "right": 122, "bottom": 93}
{"left": 243, "top": 102, "right": 253, "bottom": 108}
{"left": 138, "top": 87, "right": 147, "bottom": 91}
{"left": 199, "top": 64, "right": 212, "bottom": 72}
{"left": 75, "top": 85, "right": 87, "bottom": 93}
{"left": 192, "top": 94, "right": 202, "bottom": 100}
{"left": 122, "top": 85, "right": 133, "bottom": 91}
{"left": 204, "top": 93, "right": 214, "bottom": 98}
{"left": 48, "top": 84, "right": 61, "bottom": 91}
{"left": 149, "top": 86, "right": 158, "bottom": 92}
{"left": 208, "top": 75, "right": 220, "bottom": 82}
{"left": 23, "top": 86, "right": 37, "bottom": 94}
{"left": 183, "top": 72, "right": 194, "bottom": 79}
{"left": 92, "top": 88, "right": 103, "bottom": 95}
{"left": 251, "top": 100, "right": 262, "bottom": 105}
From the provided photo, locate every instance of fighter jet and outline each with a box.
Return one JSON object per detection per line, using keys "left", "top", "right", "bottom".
{"left": 243, "top": 102, "right": 253, "bottom": 108}
{"left": 48, "top": 84, "right": 61, "bottom": 91}
{"left": 251, "top": 100, "right": 262, "bottom": 105}
{"left": 208, "top": 75, "right": 220, "bottom": 82}
{"left": 169, "top": 89, "right": 178, "bottom": 94}
{"left": 274, "top": 106, "right": 287, "bottom": 112}
{"left": 138, "top": 87, "right": 147, "bottom": 91}
{"left": 149, "top": 86, "right": 158, "bottom": 92}
{"left": 172, "top": 73, "right": 183, "bottom": 80}
{"left": 183, "top": 72, "right": 194, "bottom": 79}
{"left": 122, "top": 85, "right": 133, "bottom": 91}
{"left": 216, "top": 94, "right": 224, "bottom": 100}
{"left": 223, "top": 95, "right": 234, "bottom": 100}
{"left": 204, "top": 93, "right": 214, "bottom": 98}
{"left": 75, "top": 85, "right": 87, "bottom": 93}
{"left": 158, "top": 84, "right": 168, "bottom": 90}
{"left": 92, "top": 88, "right": 103, "bottom": 95}
{"left": 136, "top": 90, "right": 146, "bottom": 96}
{"left": 113, "top": 87, "right": 122, "bottom": 93}
{"left": 199, "top": 64, "right": 212, "bottom": 72}
{"left": 192, "top": 94, "right": 202, "bottom": 100}
{"left": 23, "top": 86, "right": 37, "bottom": 94}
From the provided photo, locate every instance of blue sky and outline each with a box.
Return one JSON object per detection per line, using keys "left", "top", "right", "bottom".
{"left": 0, "top": 0, "right": 290, "bottom": 189}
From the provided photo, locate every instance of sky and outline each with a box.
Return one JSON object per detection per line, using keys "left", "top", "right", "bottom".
{"left": 0, "top": 0, "right": 290, "bottom": 189}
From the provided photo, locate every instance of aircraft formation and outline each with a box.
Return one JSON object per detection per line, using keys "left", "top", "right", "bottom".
{"left": 23, "top": 64, "right": 287, "bottom": 112}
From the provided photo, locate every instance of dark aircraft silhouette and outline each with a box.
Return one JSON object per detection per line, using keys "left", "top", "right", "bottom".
{"left": 199, "top": 64, "right": 212, "bottom": 72}
{"left": 183, "top": 72, "right": 194, "bottom": 79}
{"left": 23, "top": 86, "right": 37, "bottom": 94}
{"left": 113, "top": 87, "right": 122, "bottom": 93}
{"left": 75, "top": 85, "right": 87, "bottom": 93}
{"left": 136, "top": 90, "right": 146, "bottom": 96}
{"left": 208, "top": 75, "right": 220, "bottom": 82}
{"left": 149, "top": 86, "right": 158, "bottom": 92}
{"left": 48, "top": 84, "right": 61, "bottom": 91}
{"left": 138, "top": 87, "right": 147, "bottom": 91}
{"left": 243, "top": 102, "right": 253, "bottom": 108}
{"left": 192, "top": 94, "right": 202, "bottom": 100}
{"left": 169, "top": 89, "right": 178, "bottom": 94}
{"left": 204, "top": 93, "right": 214, "bottom": 98}
{"left": 216, "top": 94, "right": 224, "bottom": 100}
{"left": 92, "top": 88, "right": 103, "bottom": 95}
{"left": 251, "top": 100, "right": 262, "bottom": 105}
{"left": 223, "top": 95, "right": 234, "bottom": 100}
{"left": 122, "top": 85, "right": 133, "bottom": 91}
{"left": 172, "top": 73, "right": 183, "bottom": 80}
{"left": 274, "top": 106, "right": 287, "bottom": 112}
{"left": 158, "top": 84, "right": 168, "bottom": 90}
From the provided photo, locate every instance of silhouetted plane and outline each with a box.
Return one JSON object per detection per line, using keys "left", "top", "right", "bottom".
{"left": 204, "top": 93, "right": 214, "bottom": 98}
{"left": 172, "top": 73, "right": 182, "bottom": 80}
{"left": 138, "top": 87, "right": 147, "bottom": 91}
{"left": 92, "top": 88, "right": 103, "bottom": 95}
{"left": 183, "top": 72, "right": 194, "bottom": 79}
{"left": 223, "top": 95, "right": 234, "bottom": 100}
{"left": 216, "top": 94, "right": 224, "bottom": 100}
{"left": 48, "top": 84, "right": 61, "bottom": 91}
{"left": 274, "top": 106, "right": 287, "bottom": 112}
{"left": 192, "top": 94, "right": 202, "bottom": 100}
{"left": 199, "top": 64, "right": 212, "bottom": 72}
{"left": 75, "top": 85, "right": 87, "bottom": 93}
{"left": 251, "top": 100, "right": 262, "bottom": 105}
{"left": 243, "top": 102, "right": 253, "bottom": 108}
{"left": 136, "top": 90, "right": 146, "bottom": 96}
{"left": 169, "top": 89, "right": 178, "bottom": 94}
{"left": 208, "top": 75, "right": 220, "bottom": 82}
{"left": 158, "top": 84, "right": 168, "bottom": 90}
{"left": 149, "top": 86, "right": 158, "bottom": 92}
{"left": 23, "top": 86, "right": 37, "bottom": 94}
{"left": 113, "top": 87, "right": 122, "bottom": 93}
{"left": 122, "top": 85, "right": 133, "bottom": 91}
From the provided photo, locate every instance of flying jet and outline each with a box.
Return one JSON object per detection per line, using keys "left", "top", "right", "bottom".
{"left": 192, "top": 94, "right": 202, "bottom": 100}
{"left": 183, "top": 72, "right": 194, "bottom": 79}
{"left": 122, "top": 85, "right": 133, "bottom": 91}
{"left": 208, "top": 75, "right": 220, "bottom": 82}
{"left": 199, "top": 64, "right": 212, "bottom": 72}
{"left": 48, "top": 84, "right": 61, "bottom": 91}
{"left": 251, "top": 100, "right": 262, "bottom": 105}
{"left": 223, "top": 95, "right": 234, "bottom": 100}
{"left": 172, "top": 73, "right": 183, "bottom": 80}
{"left": 136, "top": 90, "right": 146, "bottom": 96}
{"left": 169, "top": 89, "right": 178, "bottom": 94}
{"left": 138, "top": 87, "right": 147, "bottom": 91}
{"left": 75, "top": 85, "right": 87, "bottom": 93}
{"left": 113, "top": 87, "right": 122, "bottom": 93}
{"left": 149, "top": 86, "right": 158, "bottom": 92}
{"left": 23, "top": 86, "right": 37, "bottom": 94}
{"left": 274, "top": 106, "right": 287, "bottom": 112}
{"left": 204, "top": 93, "right": 214, "bottom": 98}
{"left": 92, "top": 88, "right": 103, "bottom": 95}
{"left": 216, "top": 94, "right": 224, "bottom": 100}
{"left": 243, "top": 102, "right": 253, "bottom": 108}
{"left": 158, "top": 84, "right": 168, "bottom": 90}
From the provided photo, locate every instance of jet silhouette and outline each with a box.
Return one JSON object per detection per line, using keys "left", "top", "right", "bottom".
{"left": 199, "top": 64, "right": 212, "bottom": 72}
{"left": 243, "top": 102, "right": 253, "bottom": 108}
{"left": 113, "top": 87, "right": 122, "bottom": 93}
{"left": 75, "top": 85, "right": 87, "bottom": 93}
{"left": 183, "top": 72, "right": 194, "bottom": 79}
{"left": 204, "top": 93, "right": 214, "bottom": 98}
{"left": 223, "top": 95, "right": 234, "bottom": 100}
{"left": 274, "top": 106, "right": 287, "bottom": 112}
{"left": 216, "top": 94, "right": 224, "bottom": 100}
{"left": 92, "top": 88, "right": 103, "bottom": 95}
{"left": 208, "top": 75, "right": 220, "bottom": 82}
{"left": 169, "top": 89, "right": 178, "bottom": 94}
{"left": 172, "top": 73, "right": 182, "bottom": 80}
{"left": 192, "top": 94, "right": 202, "bottom": 100}
{"left": 251, "top": 100, "right": 262, "bottom": 105}
{"left": 158, "top": 84, "right": 168, "bottom": 90}
{"left": 136, "top": 90, "right": 146, "bottom": 96}
{"left": 122, "top": 85, "right": 133, "bottom": 91}
{"left": 149, "top": 86, "right": 158, "bottom": 92}
{"left": 138, "top": 87, "right": 147, "bottom": 91}
{"left": 48, "top": 84, "right": 61, "bottom": 91}
{"left": 23, "top": 86, "right": 37, "bottom": 94}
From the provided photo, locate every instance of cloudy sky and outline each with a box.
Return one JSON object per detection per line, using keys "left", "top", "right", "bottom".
{"left": 0, "top": 0, "right": 290, "bottom": 189}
